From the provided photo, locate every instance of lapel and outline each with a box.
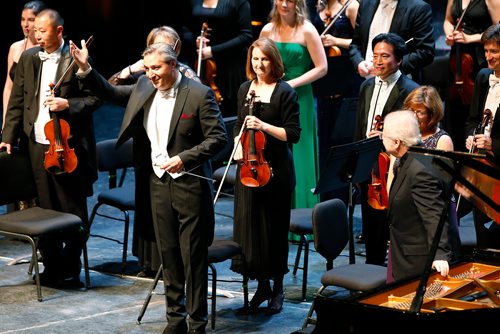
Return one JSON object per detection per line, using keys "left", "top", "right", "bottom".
{"left": 118, "top": 76, "right": 156, "bottom": 143}
{"left": 32, "top": 48, "right": 43, "bottom": 97}
{"left": 383, "top": 77, "right": 402, "bottom": 116}
{"left": 388, "top": 152, "right": 413, "bottom": 209}
{"left": 366, "top": 0, "right": 380, "bottom": 24}
{"left": 365, "top": 79, "right": 376, "bottom": 116}
{"left": 390, "top": 0, "right": 408, "bottom": 33}
{"left": 168, "top": 74, "right": 189, "bottom": 144}
{"left": 55, "top": 44, "right": 72, "bottom": 94}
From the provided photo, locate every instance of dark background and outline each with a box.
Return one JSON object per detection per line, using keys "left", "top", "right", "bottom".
{"left": 1, "top": 0, "right": 445, "bottom": 119}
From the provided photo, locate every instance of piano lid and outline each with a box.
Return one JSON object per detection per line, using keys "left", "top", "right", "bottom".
{"left": 409, "top": 147, "right": 500, "bottom": 224}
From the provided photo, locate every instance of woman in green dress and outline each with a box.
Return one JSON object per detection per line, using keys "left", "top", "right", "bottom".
{"left": 260, "top": 0, "right": 327, "bottom": 209}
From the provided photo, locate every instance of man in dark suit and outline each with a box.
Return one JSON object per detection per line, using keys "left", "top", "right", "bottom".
{"left": 349, "top": 0, "right": 434, "bottom": 83}
{"left": 355, "top": 33, "right": 419, "bottom": 265}
{"left": 70, "top": 41, "right": 227, "bottom": 334}
{"left": 382, "top": 110, "right": 451, "bottom": 282}
{"left": 465, "top": 23, "right": 500, "bottom": 249}
{"left": 0, "top": 9, "right": 101, "bottom": 287}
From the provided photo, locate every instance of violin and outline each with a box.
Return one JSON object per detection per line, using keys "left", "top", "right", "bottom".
{"left": 239, "top": 90, "right": 272, "bottom": 188}
{"left": 448, "top": 4, "right": 475, "bottom": 105}
{"left": 367, "top": 115, "right": 390, "bottom": 210}
{"left": 319, "top": 0, "right": 354, "bottom": 58}
{"left": 195, "top": 22, "right": 223, "bottom": 105}
{"left": 43, "top": 35, "right": 93, "bottom": 174}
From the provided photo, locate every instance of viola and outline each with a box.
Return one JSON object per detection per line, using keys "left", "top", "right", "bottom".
{"left": 470, "top": 108, "right": 493, "bottom": 154}
{"left": 195, "top": 22, "right": 223, "bottom": 105}
{"left": 43, "top": 35, "right": 93, "bottom": 174}
{"left": 239, "top": 90, "right": 272, "bottom": 188}
{"left": 367, "top": 115, "right": 390, "bottom": 210}
{"left": 448, "top": 4, "right": 475, "bottom": 105}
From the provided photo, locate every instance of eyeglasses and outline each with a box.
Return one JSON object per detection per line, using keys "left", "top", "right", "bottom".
{"left": 408, "top": 107, "right": 429, "bottom": 117}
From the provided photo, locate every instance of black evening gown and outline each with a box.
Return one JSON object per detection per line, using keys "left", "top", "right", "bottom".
{"left": 230, "top": 80, "right": 301, "bottom": 280}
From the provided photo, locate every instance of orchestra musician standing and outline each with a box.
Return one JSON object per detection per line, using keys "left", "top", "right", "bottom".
{"left": 465, "top": 23, "right": 500, "bottom": 249}
{"left": 181, "top": 0, "right": 253, "bottom": 117}
{"left": 311, "top": 0, "right": 361, "bottom": 204}
{"left": 443, "top": 0, "right": 500, "bottom": 153}
{"left": 0, "top": 8, "right": 101, "bottom": 288}
{"left": 349, "top": 0, "right": 435, "bottom": 83}
{"left": 71, "top": 41, "right": 227, "bottom": 333}
{"left": 355, "top": 33, "right": 419, "bottom": 265}
{"left": 230, "top": 37, "right": 301, "bottom": 315}
{"left": 260, "top": 0, "right": 327, "bottom": 210}
{"left": 382, "top": 110, "right": 451, "bottom": 283}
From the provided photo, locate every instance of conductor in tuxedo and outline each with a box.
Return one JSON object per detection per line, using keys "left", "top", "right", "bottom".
{"left": 70, "top": 42, "right": 227, "bottom": 333}
{"left": 349, "top": 0, "right": 434, "bottom": 82}
{"left": 382, "top": 110, "right": 451, "bottom": 283}
{"left": 0, "top": 9, "right": 101, "bottom": 287}
{"left": 355, "top": 33, "right": 419, "bottom": 265}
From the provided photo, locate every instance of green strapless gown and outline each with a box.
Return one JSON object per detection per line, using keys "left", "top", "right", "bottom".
{"left": 276, "top": 42, "right": 319, "bottom": 209}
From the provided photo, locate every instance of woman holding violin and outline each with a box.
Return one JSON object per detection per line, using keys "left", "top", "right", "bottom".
{"left": 311, "top": 0, "right": 360, "bottom": 203}
{"left": 230, "top": 37, "right": 300, "bottom": 315}
{"left": 443, "top": 0, "right": 500, "bottom": 152}
{"left": 181, "top": 0, "right": 253, "bottom": 117}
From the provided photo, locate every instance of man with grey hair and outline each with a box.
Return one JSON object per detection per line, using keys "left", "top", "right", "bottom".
{"left": 70, "top": 41, "right": 227, "bottom": 334}
{"left": 382, "top": 110, "right": 451, "bottom": 283}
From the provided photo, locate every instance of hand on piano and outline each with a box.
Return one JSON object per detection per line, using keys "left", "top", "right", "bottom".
{"left": 432, "top": 260, "right": 449, "bottom": 277}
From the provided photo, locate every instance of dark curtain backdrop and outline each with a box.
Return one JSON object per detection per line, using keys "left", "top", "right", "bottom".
{"left": 0, "top": 0, "right": 445, "bottom": 122}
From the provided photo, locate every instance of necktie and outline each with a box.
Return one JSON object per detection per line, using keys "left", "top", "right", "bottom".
{"left": 489, "top": 74, "right": 500, "bottom": 88}
{"left": 38, "top": 51, "right": 59, "bottom": 63}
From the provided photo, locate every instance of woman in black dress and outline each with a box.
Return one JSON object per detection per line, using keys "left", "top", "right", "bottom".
{"left": 231, "top": 37, "right": 301, "bottom": 315}
{"left": 181, "top": 0, "right": 253, "bottom": 117}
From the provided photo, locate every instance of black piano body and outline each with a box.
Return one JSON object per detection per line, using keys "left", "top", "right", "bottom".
{"left": 313, "top": 149, "right": 500, "bottom": 333}
{"left": 313, "top": 250, "right": 500, "bottom": 333}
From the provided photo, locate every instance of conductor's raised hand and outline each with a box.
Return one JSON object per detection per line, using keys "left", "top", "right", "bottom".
{"left": 69, "top": 39, "right": 90, "bottom": 71}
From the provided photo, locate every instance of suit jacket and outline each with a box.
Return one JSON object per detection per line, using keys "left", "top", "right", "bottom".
{"left": 466, "top": 68, "right": 500, "bottom": 163}
{"left": 349, "top": 0, "right": 435, "bottom": 80}
{"left": 388, "top": 152, "right": 451, "bottom": 282}
{"left": 355, "top": 74, "right": 419, "bottom": 141}
{"left": 2, "top": 43, "right": 101, "bottom": 195}
{"left": 80, "top": 69, "right": 228, "bottom": 240}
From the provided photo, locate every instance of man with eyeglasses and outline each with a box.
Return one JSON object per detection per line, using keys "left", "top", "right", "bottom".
{"left": 354, "top": 33, "right": 419, "bottom": 266}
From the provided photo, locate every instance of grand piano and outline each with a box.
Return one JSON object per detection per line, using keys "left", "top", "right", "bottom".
{"left": 312, "top": 149, "right": 500, "bottom": 333}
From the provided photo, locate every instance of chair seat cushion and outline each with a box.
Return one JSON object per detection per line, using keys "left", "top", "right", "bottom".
{"left": 289, "top": 208, "right": 313, "bottom": 234}
{"left": 0, "top": 207, "right": 82, "bottom": 236}
{"left": 97, "top": 186, "right": 135, "bottom": 210}
{"left": 208, "top": 240, "right": 243, "bottom": 264}
{"left": 213, "top": 164, "right": 237, "bottom": 186}
{"left": 321, "top": 264, "right": 387, "bottom": 291}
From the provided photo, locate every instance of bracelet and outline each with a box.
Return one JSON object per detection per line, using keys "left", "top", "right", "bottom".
{"left": 128, "top": 65, "right": 133, "bottom": 76}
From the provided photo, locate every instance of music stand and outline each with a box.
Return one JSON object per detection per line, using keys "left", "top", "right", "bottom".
{"left": 314, "top": 137, "right": 384, "bottom": 263}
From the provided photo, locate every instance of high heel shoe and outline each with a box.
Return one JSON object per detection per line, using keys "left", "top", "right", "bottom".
{"left": 248, "top": 284, "right": 272, "bottom": 311}
{"left": 266, "top": 291, "right": 284, "bottom": 315}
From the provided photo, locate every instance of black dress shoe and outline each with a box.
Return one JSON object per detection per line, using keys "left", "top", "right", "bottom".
{"left": 36, "top": 271, "right": 62, "bottom": 288}
{"left": 248, "top": 284, "right": 272, "bottom": 312}
{"left": 266, "top": 291, "right": 284, "bottom": 315}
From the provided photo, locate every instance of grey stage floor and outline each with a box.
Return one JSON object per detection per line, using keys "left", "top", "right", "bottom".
{"left": 0, "top": 104, "right": 475, "bottom": 333}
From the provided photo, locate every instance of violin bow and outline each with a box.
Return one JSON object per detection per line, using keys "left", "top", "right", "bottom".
{"left": 51, "top": 35, "right": 94, "bottom": 93}
{"left": 320, "top": 0, "right": 355, "bottom": 36}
